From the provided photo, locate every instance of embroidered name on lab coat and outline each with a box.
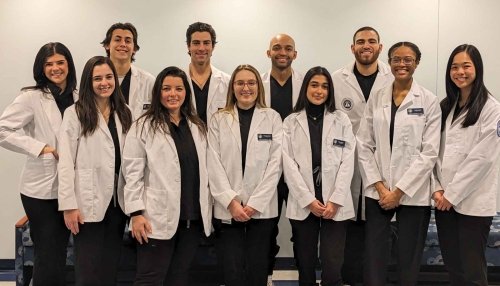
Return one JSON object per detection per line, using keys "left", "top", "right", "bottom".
{"left": 258, "top": 134, "right": 272, "bottom": 141}
{"left": 333, "top": 139, "right": 346, "bottom": 147}
{"left": 143, "top": 103, "right": 151, "bottom": 110}
{"left": 407, "top": 108, "right": 424, "bottom": 115}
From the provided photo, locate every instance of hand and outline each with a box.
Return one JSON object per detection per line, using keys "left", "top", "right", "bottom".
{"left": 432, "top": 190, "right": 444, "bottom": 204}
{"left": 379, "top": 188, "right": 404, "bottom": 210}
{"left": 64, "top": 209, "right": 84, "bottom": 235}
{"left": 308, "top": 200, "right": 326, "bottom": 217}
{"left": 375, "top": 181, "right": 390, "bottom": 201}
{"left": 322, "top": 202, "right": 340, "bottom": 219}
{"left": 39, "top": 145, "right": 59, "bottom": 160}
{"left": 131, "top": 215, "right": 152, "bottom": 244}
{"left": 228, "top": 200, "right": 250, "bottom": 222}
{"left": 434, "top": 191, "right": 453, "bottom": 211}
{"left": 242, "top": 205, "right": 257, "bottom": 218}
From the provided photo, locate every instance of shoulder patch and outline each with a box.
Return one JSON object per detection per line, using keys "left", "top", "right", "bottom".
{"left": 341, "top": 98, "right": 353, "bottom": 111}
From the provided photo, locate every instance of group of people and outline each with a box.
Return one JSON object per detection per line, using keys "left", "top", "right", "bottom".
{"left": 0, "top": 21, "right": 498, "bottom": 286}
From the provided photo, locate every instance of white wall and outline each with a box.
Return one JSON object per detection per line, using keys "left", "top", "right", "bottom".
{"left": 0, "top": 0, "right": 498, "bottom": 259}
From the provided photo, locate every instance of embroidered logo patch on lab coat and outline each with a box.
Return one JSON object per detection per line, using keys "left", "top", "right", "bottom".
{"left": 341, "top": 98, "right": 353, "bottom": 111}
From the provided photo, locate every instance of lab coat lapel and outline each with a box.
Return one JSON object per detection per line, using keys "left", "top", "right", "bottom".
{"left": 246, "top": 107, "right": 265, "bottom": 150}
{"left": 228, "top": 107, "right": 242, "bottom": 152}
{"left": 40, "top": 94, "right": 62, "bottom": 137}
{"left": 380, "top": 87, "right": 392, "bottom": 177}
{"left": 98, "top": 112, "right": 113, "bottom": 141}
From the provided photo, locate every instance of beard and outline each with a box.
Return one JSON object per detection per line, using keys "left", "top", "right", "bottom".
{"left": 271, "top": 57, "right": 293, "bottom": 70}
{"left": 354, "top": 49, "right": 380, "bottom": 66}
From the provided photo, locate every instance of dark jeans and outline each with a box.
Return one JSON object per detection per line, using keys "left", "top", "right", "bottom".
{"left": 290, "top": 213, "right": 347, "bottom": 286}
{"left": 364, "top": 197, "right": 430, "bottom": 286}
{"left": 217, "top": 218, "right": 274, "bottom": 286}
{"left": 73, "top": 203, "right": 127, "bottom": 286}
{"left": 134, "top": 220, "right": 203, "bottom": 286}
{"left": 435, "top": 208, "right": 492, "bottom": 286}
{"left": 21, "top": 194, "right": 70, "bottom": 286}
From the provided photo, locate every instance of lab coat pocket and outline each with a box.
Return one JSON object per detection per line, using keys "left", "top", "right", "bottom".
{"left": 458, "top": 126, "right": 479, "bottom": 155}
{"left": 23, "top": 154, "right": 58, "bottom": 192}
{"left": 76, "top": 169, "right": 94, "bottom": 214}
{"left": 255, "top": 140, "right": 272, "bottom": 162}
{"left": 145, "top": 186, "right": 168, "bottom": 231}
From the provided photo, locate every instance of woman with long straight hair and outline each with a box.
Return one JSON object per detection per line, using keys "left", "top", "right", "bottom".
{"left": 357, "top": 42, "right": 441, "bottom": 286}
{"left": 207, "top": 64, "right": 282, "bottom": 286}
{"left": 122, "top": 66, "right": 212, "bottom": 286}
{"left": 0, "top": 42, "right": 77, "bottom": 286}
{"left": 283, "top": 66, "right": 356, "bottom": 286}
{"left": 434, "top": 44, "right": 500, "bottom": 286}
{"left": 58, "top": 56, "right": 132, "bottom": 286}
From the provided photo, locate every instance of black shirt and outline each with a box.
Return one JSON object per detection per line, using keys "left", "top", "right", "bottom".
{"left": 192, "top": 76, "right": 211, "bottom": 124}
{"left": 237, "top": 105, "right": 255, "bottom": 175}
{"left": 107, "top": 112, "right": 121, "bottom": 176}
{"left": 48, "top": 84, "right": 74, "bottom": 117}
{"left": 270, "top": 76, "right": 293, "bottom": 120}
{"left": 120, "top": 68, "right": 132, "bottom": 104}
{"left": 353, "top": 64, "right": 379, "bottom": 101}
{"left": 306, "top": 103, "right": 325, "bottom": 202}
{"left": 169, "top": 118, "right": 201, "bottom": 220}
{"left": 390, "top": 98, "right": 400, "bottom": 150}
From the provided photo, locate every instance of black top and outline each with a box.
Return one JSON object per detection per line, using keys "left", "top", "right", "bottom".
{"left": 452, "top": 100, "right": 464, "bottom": 123}
{"left": 390, "top": 98, "right": 400, "bottom": 150}
{"left": 270, "top": 76, "right": 294, "bottom": 120}
{"left": 169, "top": 118, "right": 201, "bottom": 220}
{"left": 237, "top": 105, "right": 255, "bottom": 175}
{"left": 306, "top": 103, "right": 325, "bottom": 202}
{"left": 48, "top": 84, "right": 74, "bottom": 117}
{"left": 107, "top": 112, "right": 121, "bottom": 176}
{"left": 120, "top": 68, "right": 132, "bottom": 104}
{"left": 192, "top": 76, "right": 211, "bottom": 124}
{"left": 353, "top": 64, "right": 379, "bottom": 101}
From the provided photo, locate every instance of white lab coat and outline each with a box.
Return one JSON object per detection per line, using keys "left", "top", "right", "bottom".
{"left": 261, "top": 69, "right": 304, "bottom": 108}
{"left": 435, "top": 95, "right": 500, "bottom": 216}
{"left": 122, "top": 118, "right": 212, "bottom": 239}
{"left": 207, "top": 106, "right": 282, "bottom": 220}
{"left": 283, "top": 110, "right": 355, "bottom": 221}
{"left": 58, "top": 105, "right": 126, "bottom": 222}
{"left": 187, "top": 65, "right": 230, "bottom": 122}
{"left": 128, "top": 65, "right": 155, "bottom": 119}
{"left": 357, "top": 80, "right": 441, "bottom": 206}
{"left": 332, "top": 60, "right": 393, "bottom": 219}
{"left": 0, "top": 89, "right": 78, "bottom": 199}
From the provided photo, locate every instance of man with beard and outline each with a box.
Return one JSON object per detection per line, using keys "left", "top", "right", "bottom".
{"left": 185, "top": 22, "right": 230, "bottom": 124}
{"left": 101, "top": 22, "right": 155, "bottom": 119}
{"left": 261, "top": 33, "right": 303, "bottom": 286}
{"left": 332, "top": 26, "right": 393, "bottom": 285}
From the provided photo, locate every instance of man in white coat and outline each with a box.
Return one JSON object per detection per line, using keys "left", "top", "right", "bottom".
{"left": 260, "top": 33, "right": 303, "bottom": 285}
{"left": 101, "top": 22, "right": 155, "bottom": 119}
{"left": 185, "top": 22, "right": 230, "bottom": 125}
{"left": 185, "top": 22, "right": 230, "bottom": 286}
{"left": 331, "top": 26, "right": 393, "bottom": 285}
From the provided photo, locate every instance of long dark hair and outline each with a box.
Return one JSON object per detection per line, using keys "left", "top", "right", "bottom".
{"left": 441, "top": 44, "right": 489, "bottom": 130}
{"left": 293, "top": 66, "right": 336, "bottom": 113}
{"left": 75, "top": 56, "right": 132, "bottom": 137}
{"left": 22, "top": 42, "right": 77, "bottom": 93}
{"left": 138, "top": 66, "right": 206, "bottom": 137}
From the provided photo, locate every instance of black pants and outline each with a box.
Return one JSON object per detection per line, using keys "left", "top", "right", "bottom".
{"left": 364, "top": 197, "right": 430, "bottom": 286}
{"left": 342, "top": 191, "right": 365, "bottom": 285}
{"left": 134, "top": 220, "right": 203, "bottom": 286}
{"left": 20, "top": 194, "right": 70, "bottom": 286}
{"left": 290, "top": 213, "right": 347, "bottom": 286}
{"left": 268, "top": 174, "right": 289, "bottom": 275}
{"left": 73, "top": 203, "right": 127, "bottom": 286}
{"left": 435, "top": 208, "right": 492, "bottom": 286}
{"left": 217, "top": 218, "right": 274, "bottom": 286}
